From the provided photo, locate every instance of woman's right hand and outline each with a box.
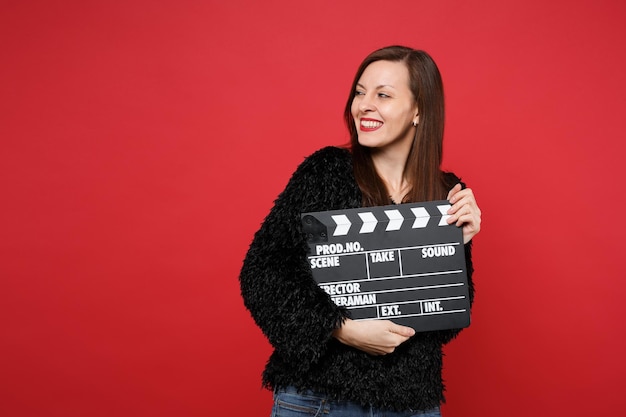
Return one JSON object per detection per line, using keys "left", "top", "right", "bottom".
{"left": 332, "top": 318, "right": 415, "bottom": 355}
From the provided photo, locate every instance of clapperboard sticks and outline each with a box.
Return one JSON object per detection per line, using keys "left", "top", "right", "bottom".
{"left": 302, "top": 200, "right": 471, "bottom": 332}
{"left": 330, "top": 203, "right": 453, "bottom": 236}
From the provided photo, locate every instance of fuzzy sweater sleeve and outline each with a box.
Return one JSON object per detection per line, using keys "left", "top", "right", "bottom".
{"left": 239, "top": 147, "right": 356, "bottom": 370}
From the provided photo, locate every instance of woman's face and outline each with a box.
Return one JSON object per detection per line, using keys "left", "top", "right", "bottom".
{"left": 351, "top": 60, "right": 419, "bottom": 154}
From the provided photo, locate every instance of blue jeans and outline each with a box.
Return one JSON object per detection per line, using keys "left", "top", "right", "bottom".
{"left": 270, "top": 386, "right": 442, "bottom": 417}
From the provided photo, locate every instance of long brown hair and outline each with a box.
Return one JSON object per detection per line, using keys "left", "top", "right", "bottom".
{"left": 344, "top": 46, "right": 447, "bottom": 206}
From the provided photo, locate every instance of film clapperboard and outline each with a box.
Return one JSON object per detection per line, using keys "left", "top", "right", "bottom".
{"left": 302, "top": 200, "right": 470, "bottom": 332}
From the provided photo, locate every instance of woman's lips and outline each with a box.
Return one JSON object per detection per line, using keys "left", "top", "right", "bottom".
{"left": 360, "top": 118, "right": 383, "bottom": 132}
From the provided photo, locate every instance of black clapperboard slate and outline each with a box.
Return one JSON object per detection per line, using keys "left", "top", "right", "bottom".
{"left": 302, "top": 200, "right": 470, "bottom": 332}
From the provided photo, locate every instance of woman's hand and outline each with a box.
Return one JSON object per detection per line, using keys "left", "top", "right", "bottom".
{"left": 446, "top": 183, "right": 482, "bottom": 244}
{"left": 332, "top": 318, "right": 415, "bottom": 355}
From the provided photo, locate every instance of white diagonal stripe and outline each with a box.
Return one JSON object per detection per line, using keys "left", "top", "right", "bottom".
{"left": 331, "top": 214, "right": 351, "bottom": 236}
{"left": 384, "top": 209, "right": 403, "bottom": 231}
{"left": 410, "top": 207, "right": 430, "bottom": 228}
{"left": 437, "top": 204, "right": 451, "bottom": 226}
{"left": 358, "top": 212, "right": 377, "bottom": 233}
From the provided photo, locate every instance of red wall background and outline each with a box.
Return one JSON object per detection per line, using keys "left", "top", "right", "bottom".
{"left": 2, "top": 1, "right": 625, "bottom": 415}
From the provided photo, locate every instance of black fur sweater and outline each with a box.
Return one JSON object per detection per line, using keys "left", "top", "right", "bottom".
{"left": 239, "top": 146, "right": 474, "bottom": 412}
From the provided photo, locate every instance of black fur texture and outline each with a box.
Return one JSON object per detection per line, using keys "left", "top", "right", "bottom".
{"left": 239, "top": 146, "right": 474, "bottom": 412}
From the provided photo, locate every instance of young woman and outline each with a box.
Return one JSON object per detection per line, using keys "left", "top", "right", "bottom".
{"left": 240, "top": 45, "right": 481, "bottom": 417}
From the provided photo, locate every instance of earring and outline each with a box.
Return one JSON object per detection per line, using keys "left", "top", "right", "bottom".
{"left": 412, "top": 121, "right": 418, "bottom": 127}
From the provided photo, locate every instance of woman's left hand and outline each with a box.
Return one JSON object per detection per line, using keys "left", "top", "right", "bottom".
{"left": 446, "top": 184, "right": 482, "bottom": 244}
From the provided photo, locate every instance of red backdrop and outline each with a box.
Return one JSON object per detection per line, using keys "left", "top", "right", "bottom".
{"left": 2, "top": 0, "right": 625, "bottom": 415}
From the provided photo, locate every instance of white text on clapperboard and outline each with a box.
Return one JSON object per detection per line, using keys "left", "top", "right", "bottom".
{"left": 312, "top": 241, "right": 457, "bottom": 309}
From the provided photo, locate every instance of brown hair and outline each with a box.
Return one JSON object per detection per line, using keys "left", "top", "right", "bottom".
{"left": 344, "top": 46, "right": 447, "bottom": 206}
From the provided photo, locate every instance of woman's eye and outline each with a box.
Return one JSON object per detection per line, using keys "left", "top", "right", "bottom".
{"left": 354, "top": 90, "right": 365, "bottom": 96}
{"left": 378, "top": 93, "right": 390, "bottom": 98}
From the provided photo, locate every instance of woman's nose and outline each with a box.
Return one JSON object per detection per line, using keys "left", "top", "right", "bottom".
{"left": 359, "top": 95, "right": 375, "bottom": 112}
